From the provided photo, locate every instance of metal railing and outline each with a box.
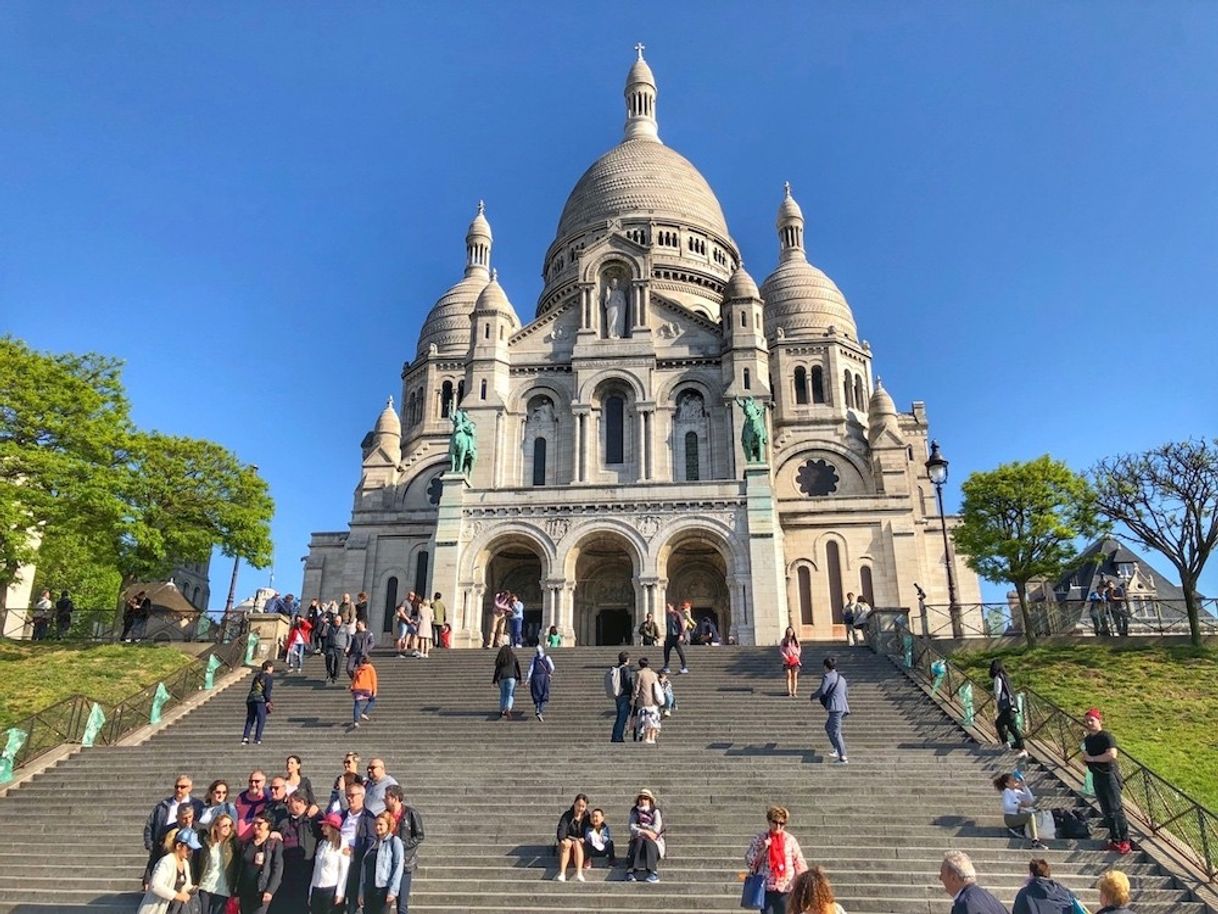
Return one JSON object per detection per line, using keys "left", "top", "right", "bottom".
{"left": 1, "top": 607, "right": 249, "bottom": 644}
{"left": 917, "top": 599, "right": 1218, "bottom": 640}
{"left": 870, "top": 610, "right": 1218, "bottom": 881}
{"left": 1, "top": 637, "right": 248, "bottom": 776}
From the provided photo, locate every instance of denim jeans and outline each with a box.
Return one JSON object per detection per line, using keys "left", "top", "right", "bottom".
{"left": 825, "top": 710, "right": 847, "bottom": 758}
{"left": 611, "top": 695, "right": 632, "bottom": 742}
{"left": 499, "top": 678, "right": 516, "bottom": 712}
{"left": 288, "top": 643, "right": 305, "bottom": 670}
{"left": 353, "top": 695, "right": 377, "bottom": 723}
{"left": 509, "top": 618, "right": 523, "bottom": 647}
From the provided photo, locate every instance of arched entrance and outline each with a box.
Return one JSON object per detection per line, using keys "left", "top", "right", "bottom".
{"left": 664, "top": 535, "right": 731, "bottom": 642}
{"left": 481, "top": 537, "right": 545, "bottom": 647}
{"left": 568, "top": 531, "right": 638, "bottom": 646}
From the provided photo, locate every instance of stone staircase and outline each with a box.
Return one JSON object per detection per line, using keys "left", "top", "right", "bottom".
{"left": 0, "top": 643, "right": 1206, "bottom": 912}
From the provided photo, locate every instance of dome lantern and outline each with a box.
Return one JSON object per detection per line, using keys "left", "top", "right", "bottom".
{"left": 464, "top": 200, "right": 493, "bottom": 279}
{"left": 777, "top": 181, "right": 806, "bottom": 263}
{"left": 623, "top": 43, "right": 659, "bottom": 143}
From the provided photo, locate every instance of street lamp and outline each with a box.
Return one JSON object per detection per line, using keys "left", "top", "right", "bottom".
{"left": 222, "top": 464, "right": 259, "bottom": 616}
{"left": 925, "top": 441, "right": 961, "bottom": 637}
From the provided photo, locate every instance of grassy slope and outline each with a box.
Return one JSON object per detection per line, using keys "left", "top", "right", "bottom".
{"left": 954, "top": 643, "right": 1218, "bottom": 811}
{"left": 0, "top": 641, "right": 195, "bottom": 728}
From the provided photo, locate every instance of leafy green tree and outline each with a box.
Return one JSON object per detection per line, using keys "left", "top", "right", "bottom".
{"left": 114, "top": 432, "right": 274, "bottom": 593}
{"left": 1, "top": 336, "right": 274, "bottom": 611}
{"left": 1092, "top": 439, "right": 1218, "bottom": 647}
{"left": 954, "top": 455, "right": 1105, "bottom": 647}
{"left": 31, "top": 527, "right": 122, "bottom": 614}
{"left": 0, "top": 337, "right": 130, "bottom": 608}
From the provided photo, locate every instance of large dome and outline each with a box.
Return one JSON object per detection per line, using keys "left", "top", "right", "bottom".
{"left": 554, "top": 140, "right": 731, "bottom": 243}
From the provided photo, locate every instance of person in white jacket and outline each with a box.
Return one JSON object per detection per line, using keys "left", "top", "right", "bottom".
{"left": 137, "top": 827, "right": 199, "bottom": 914}
{"left": 993, "top": 772, "right": 1046, "bottom": 850}
{"left": 309, "top": 813, "right": 351, "bottom": 913}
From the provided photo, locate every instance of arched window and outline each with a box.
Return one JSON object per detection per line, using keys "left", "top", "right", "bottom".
{"left": 483, "top": 323, "right": 490, "bottom": 339}
{"left": 382, "top": 576, "right": 398, "bottom": 634}
{"left": 860, "top": 566, "right": 875, "bottom": 607}
{"left": 843, "top": 373, "right": 853, "bottom": 409}
{"left": 684, "top": 431, "right": 700, "bottom": 481}
{"left": 192, "top": 585, "right": 200, "bottom": 607}
{"left": 811, "top": 366, "right": 825, "bottom": 404}
{"left": 797, "top": 566, "right": 814, "bottom": 626}
{"left": 743, "top": 368, "right": 752, "bottom": 390}
{"left": 457, "top": 380, "right": 465, "bottom": 403}
{"left": 413, "top": 553, "right": 429, "bottom": 601}
{"left": 794, "top": 367, "right": 809, "bottom": 405}
{"left": 440, "top": 381, "right": 454, "bottom": 418}
{"left": 480, "top": 379, "right": 487, "bottom": 400}
{"left": 415, "top": 387, "right": 424, "bottom": 423}
{"left": 740, "top": 310, "right": 747, "bottom": 328}
{"left": 854, "top": 376, "right": 865, "bottom": 411}
{"left": 407, "top": 392, "right": 416, "bottom": 425}
{"left": 532, "top": 437, "right": 547, "bottom": 486}
{"left": 826, "top": 541, "right": 845, "bottom": 624}
{"left": 605, "top": 395, "right": 625, "bottom": 464}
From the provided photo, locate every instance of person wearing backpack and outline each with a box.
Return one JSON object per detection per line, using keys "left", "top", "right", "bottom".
{"left": 990, "top": 659, "right": 1029, "bottom": 760}
{"left": 242, "top": 661, "right": 275, "bottom": 745}
{"left": 607, "top": 651, "right": 635, "bottom": 743}
{"left": 812, "top": 656, "right": 850, "bottom": 764}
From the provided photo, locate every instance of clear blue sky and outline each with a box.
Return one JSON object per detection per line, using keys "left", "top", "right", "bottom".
{"left": 3, "top": 4, "right": 1216, "bottom": 605}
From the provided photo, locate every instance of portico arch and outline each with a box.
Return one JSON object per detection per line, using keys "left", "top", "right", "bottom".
{"left": 563, "top": 529, "right": 644, "bottom": 646}
{"left": 461, "top": 528, "right": 552, "bottom": 648}
{"left": 656, "top": 525, "right": 739, "bottom": 642}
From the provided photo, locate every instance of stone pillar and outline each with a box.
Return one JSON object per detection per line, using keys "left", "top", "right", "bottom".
{"left": 572, "top": 408, "right": 590, "bottom": 482}
{"left": 638, "top": 575, "right": 661, "bottom": 635}
{"left": 635, "top": 408, "right": 647, "bottom": 482}
{"left": 430, "top": 473, "right": 471, "bottom": 643}
{"left": 577, "top": 283, "right": 596, "bottom": 337}
{"left": 562, "top": 581, "right": 578, "bottom": 644}
{"left": 742, "top": 466, "right": 787, "bottom": 645}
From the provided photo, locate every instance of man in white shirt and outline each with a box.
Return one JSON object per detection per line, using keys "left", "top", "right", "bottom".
{"left": 363, "top": 758, "right": 399, "bottom": 815}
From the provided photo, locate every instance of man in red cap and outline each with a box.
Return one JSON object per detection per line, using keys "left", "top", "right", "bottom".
{"left": 1082, "top": 707, "right": 1131, "bottom": 854}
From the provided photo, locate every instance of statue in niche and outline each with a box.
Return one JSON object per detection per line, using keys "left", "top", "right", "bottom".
{"left": 675, "top": 393, "right": 706, "bottom": 423}
{"left": 601, "top": 275, "right": 627, "bottom": 339}
{"left": 530, "top": 400, "right": 555, "bottom": 425}
{"left": 448, "top": 408, "right": 477, "bottom": 475}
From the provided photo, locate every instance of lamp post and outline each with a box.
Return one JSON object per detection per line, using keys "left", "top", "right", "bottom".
{"left": 222, "top": 464, "right": 259, "bottom": 616}
{"left": 925, "top": 441, "right": 961, "bottom": 638}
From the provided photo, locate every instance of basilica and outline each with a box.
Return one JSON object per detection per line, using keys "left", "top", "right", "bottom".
{"left": 303, "top": 49, "right": 981, "bottom": 647}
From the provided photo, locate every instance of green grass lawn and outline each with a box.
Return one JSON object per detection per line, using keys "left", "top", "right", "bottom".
{"left": 953, "top": 642, "right": 1218, "bottom": 812}
{"left": 0, "top": 641, "right": 196, "bottom": 728}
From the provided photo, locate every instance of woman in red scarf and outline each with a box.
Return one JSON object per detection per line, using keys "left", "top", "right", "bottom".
{"left": 744, "top": 805, "right": 808, "bottom": 914}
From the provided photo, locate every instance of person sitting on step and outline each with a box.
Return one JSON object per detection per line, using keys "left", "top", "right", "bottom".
{"left": 657, "top": 669, "right": 677, "bottom": 718}
{"left": 993, "top": 772, "right": 1046, "bottom": 850}
{"left": 554, "top": 793, "right": 591, "bottom": 881}
{"left": 1095, "top": 869, "right": 1133, "bottom": 914}
{"left": 1012, "top": 858, "right": 1081, "bottom": 914}
{"left": 625, "top": 789, "right": 665, "bottom": 883}
{"left": 583, "top": 807, "right": 616, "bottom": 868}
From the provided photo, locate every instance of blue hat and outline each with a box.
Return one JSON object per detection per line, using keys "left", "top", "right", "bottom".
{"left": 175, "top": 827, "right": 203, "bottom": 850}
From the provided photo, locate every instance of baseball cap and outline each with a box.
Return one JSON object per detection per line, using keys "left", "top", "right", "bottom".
{"left": 175, "top": 827, "right": 203, "bottom": 850}
{"left": 1083, "top": 707, "right": 1103, "bottom": 721}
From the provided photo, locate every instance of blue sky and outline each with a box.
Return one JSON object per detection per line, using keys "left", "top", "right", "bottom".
{"left": 3, "top": 4, "right": 1216, "bottom": 605}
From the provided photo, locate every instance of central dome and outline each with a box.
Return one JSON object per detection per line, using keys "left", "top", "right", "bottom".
{"left": 554, "top": 140, "right": 731, "bottom": 243}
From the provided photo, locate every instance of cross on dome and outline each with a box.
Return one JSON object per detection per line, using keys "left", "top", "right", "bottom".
{"left": 634, "top": 42, "right": 646, "bottom": 59}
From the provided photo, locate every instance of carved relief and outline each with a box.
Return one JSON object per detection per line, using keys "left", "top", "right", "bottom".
{"left": 636, "top": 515, "right": 662, "bottom": 539}
{"left": 545, "top": 517, "right": 570, "bottom": 542}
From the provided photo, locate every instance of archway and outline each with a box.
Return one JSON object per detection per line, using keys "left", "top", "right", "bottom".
{"left": 481, "top": 537, "right": 545, "bottom": 647}
{"left": 569, "top": 531, "right": 638, "bottom": 646}
{"left": 664, "top": 535, "right": 731, "bottom": 642}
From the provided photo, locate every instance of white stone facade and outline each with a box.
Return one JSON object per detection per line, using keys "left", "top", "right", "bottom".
{"left": 303, "top": 50, "right": 982, "bottom": 647}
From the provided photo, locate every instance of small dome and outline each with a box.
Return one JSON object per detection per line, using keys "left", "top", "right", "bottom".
{"left": 868, "top": 380, "right": 902, "bottom": 445}
{"left": 416, "top": 275, "right": 482, "bottom": 359}
{"left": 777, "top": 182, "right": 804, "bottom": 225}
{"left": 467, "top": 200, "right": 492, "bottom": 243}
{"left": 761, "top": 259, "right": 857, "bottom": 342}
{"left": 475, "top": 270, "right": 521, "bottom": 328}
{"left": 723, "top": 265, "right": 759, "bottom": 301}
{"left": 869, "top": 380, "right": 896, "bottom": 415}
{"left": 374, "top": 396, "right": 401, "bottom": 435}
{"left": 627, "top": 55, "right": 656, "bottom": 89}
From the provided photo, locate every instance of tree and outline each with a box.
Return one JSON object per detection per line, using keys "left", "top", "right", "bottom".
{"left": 0, "top": 337, "right": 130, "bottom": 607}
{"left": 31, "top": 527, "right": 122, "bottom": 613}
{"left": 113, "top": 432, "right": 274, "bottom": 596}
{"left": 953, "top": 455, "right": 1105, "bottom": 647}
{"left": 1092, "top": 439, "right": 1218, "bottom": 647}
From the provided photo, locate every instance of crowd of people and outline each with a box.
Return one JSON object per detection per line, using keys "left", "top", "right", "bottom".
{"left": 138, "top": 754, "right": 424, "bottom": 914}
{"left": 202, "top": 589, "right": 1140, "bottom": 912}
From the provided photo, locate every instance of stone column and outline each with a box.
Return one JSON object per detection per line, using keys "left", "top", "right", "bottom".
{"left": 573, "top": 410, "right": 584, "bottom": 482}
{"left": 562, "top": 581, "right": 578, "bottom": 644}
{"left": 742, "top": 466, "right": 787, "bottom": 646}
{"left": 430, "top": 473, "right": 471, "bottom": 643}
{"left": 635, "top": 408, "right": 647, "bottom": 482}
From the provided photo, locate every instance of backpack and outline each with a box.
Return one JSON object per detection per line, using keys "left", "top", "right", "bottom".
{"left": 604, "top": 665, "right": 623, "bottom": 699}
{"left": 1052, "top": 807, "right": 1091, "bottom": 839}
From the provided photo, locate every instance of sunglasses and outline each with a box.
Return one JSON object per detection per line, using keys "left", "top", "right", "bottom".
{"left": 175, "top": 784, "right": 190, "bottom": 790}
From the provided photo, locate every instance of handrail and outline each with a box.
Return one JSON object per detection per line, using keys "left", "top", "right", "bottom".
{"left": 868, "top": 610, "right": 1218, "bottom": 881}
{"left": 916, "top": 598, "right": 1218, "bottom": 640}
{"left": 0, "top": 637, "right": 248, "bottom": 777}
{"left": 1, "top": 607, "right": 250, "bottom": 644}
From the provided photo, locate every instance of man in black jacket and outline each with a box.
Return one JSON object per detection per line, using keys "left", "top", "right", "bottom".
{"left": 1082, "top": 707, "right": 1131, "bottom": 854}
{"left": 610, "top": 652, "right": 635, "bottom": 743}
{"left": 340, "top": 782, "right": 378, "bottom": 914}
{"left": 384, "top": 784, "right": 425, "bottom": 913}
{"left": 662, "top": 604, "right": 688, "bottom": 674}
{"left": 346, "top": 620, "right": 375, "bottom": 680}
{"left": 939, "top": 851, "right": 1009, "bottom": 914}
{"left": 269, "top": 790, "right": 320, "bottom": 914}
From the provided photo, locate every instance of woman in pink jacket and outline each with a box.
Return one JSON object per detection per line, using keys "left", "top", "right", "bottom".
{"left": 779, "top": 627, "right": 802, "bottom": 698}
